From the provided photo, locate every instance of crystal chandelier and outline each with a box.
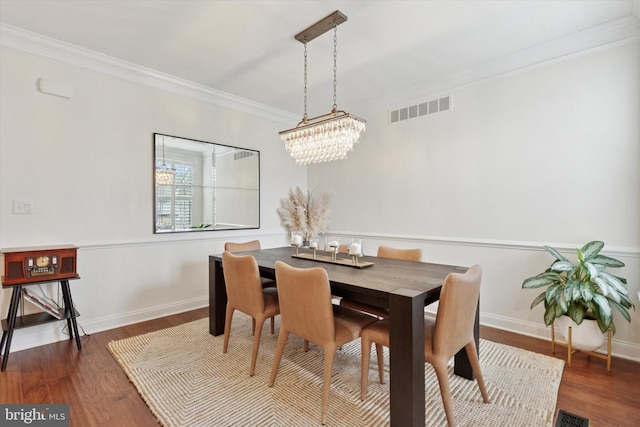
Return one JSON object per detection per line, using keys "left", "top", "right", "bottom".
{"left": 280, "top": 11, "right": 366, "bottom": 165}
{"left": 155, "top": 135, "right": 175, "bottom": 185}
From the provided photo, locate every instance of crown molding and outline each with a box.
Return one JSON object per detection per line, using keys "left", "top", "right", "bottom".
{"left": 2, "top": 13, "right": 638, "bottom": 120}
{"left": 353, "top": 14, "right": 640, "bottom": 113}
{"left": 0, "top": 23, "right": 297, "bottom": 125}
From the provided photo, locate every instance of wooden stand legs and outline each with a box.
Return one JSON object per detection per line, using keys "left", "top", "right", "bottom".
{"left": 551, "top": 323, "right": 612, "bottom": 371}
{"left": 1, "top": 280, "right": 81, "bottom": 371}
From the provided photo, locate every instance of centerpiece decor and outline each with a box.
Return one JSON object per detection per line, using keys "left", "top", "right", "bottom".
{"left": 277, "top": 186, "right": 331, "bottom": 244}
{"left": 290, "top": 231, "right": 304, "bottom": 256}
{"left": 325, "top": 236, "right": 340, "bottom": 262}
{"left": 348, "top": 238, "right": 363, "bottom": 266}
{"left": 309, "top": 238, "right": 320, "bottom": 259}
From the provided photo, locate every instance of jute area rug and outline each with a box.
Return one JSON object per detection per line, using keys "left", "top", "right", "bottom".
{"left": 108, "top": 316, "right": 564, "bottom": 427}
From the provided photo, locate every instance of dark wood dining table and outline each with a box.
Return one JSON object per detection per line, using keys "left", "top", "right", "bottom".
{"left": 208, "top": 246, "right": 479, "bottom": 427}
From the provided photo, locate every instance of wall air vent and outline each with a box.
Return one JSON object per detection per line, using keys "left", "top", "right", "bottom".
{"left": 390, "top": 95, "right": 452, "bottom": 124}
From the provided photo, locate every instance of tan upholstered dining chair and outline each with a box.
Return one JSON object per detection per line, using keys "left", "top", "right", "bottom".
{"left": 376, "top": 245, "right": 422, "bottom": 261}
{"left": 224, "top": 239, "right": 276, "bottom": 333}
{"left": 224, "top": 239, "right": 262, "bottom": 253}
{"left": 360, "top": 264, "right": 489, "bottom": 427}
{"left": 221, "top": 251, "right": 280, "bottom": 376}
{"left": 269, "top": 261, "right": 376, "bottom": 425}
{"left": 340, "top": 245, "right": 423, "bottom": 318}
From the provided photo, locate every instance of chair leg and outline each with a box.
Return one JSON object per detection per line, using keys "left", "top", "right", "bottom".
{"left": 433, "top": 360, "right": 456, "bottom": 427}
{"left": 250, "top": 317, "right": 267, "bottom": 376}
{"left": 270, "top": 316, "right": 275, "bottom": 334}
{"left": 375, "top": 343, "right": 385, "bottom": 384}
{"left": 360, "top": 338, "right": 371, "bottom": 400}
{"left": 304, "top": 340, "right": 310, "bottom": 352}
{"left": 321, "top": 349, "right": 336, "bottom": 425}
{"left": 223, "top": 305, "right": 234, "bottom": 353}
{"left": 269, "top": 329, "right": 289, "bottom": 387}
{"left": 465, "top": 342, "right": 490, "bottom": 403}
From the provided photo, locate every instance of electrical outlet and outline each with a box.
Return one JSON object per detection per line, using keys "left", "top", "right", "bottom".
{"left": 12, "top": 200, "right": 33, "bottom": 214}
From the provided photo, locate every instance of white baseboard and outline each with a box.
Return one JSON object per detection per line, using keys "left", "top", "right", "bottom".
{"left": 6, "top": 297, "right": 638, "bottom": 365}
{"left": 83, "top": 296, "right": 209, "bottom": 335}
{"left": 480, "top": 312, "right": 640, "bottom": 363}
{"left": 4, "top": 296, "right": 208, "bottom": 354}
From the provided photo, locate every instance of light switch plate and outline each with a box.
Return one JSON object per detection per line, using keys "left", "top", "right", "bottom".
{"left": 12, "top": 200, "right": 33, "bottom": 214}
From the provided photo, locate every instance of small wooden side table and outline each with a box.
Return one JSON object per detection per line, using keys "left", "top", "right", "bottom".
{"left": 0, "top": 277, "right": 82, "bottom": 371}
{"left": 1, "top": 245, "right": 82, "bottom": 371}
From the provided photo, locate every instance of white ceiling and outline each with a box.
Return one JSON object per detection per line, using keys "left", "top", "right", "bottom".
{"left": 1, "top": 1, "right": 638, "bottom": 117}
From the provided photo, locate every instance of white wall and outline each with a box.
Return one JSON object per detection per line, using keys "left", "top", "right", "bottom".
{"left": 308, "top": 41, "right": 640, "bottom": 360}
{"left": 0, "top": 46, "right": 304, "bottom": 351}
{"left": 1, "top": 33, "right": 638, "bottom": 362}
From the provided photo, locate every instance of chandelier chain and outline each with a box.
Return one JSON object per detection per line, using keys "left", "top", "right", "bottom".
{"left": 333, "top": 24, "right": 338, "bottom": 111}
{"left": 303, "top": 42, "right": 308, "bottom": 121}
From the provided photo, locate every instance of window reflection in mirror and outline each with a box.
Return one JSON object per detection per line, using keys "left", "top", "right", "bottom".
{"left": 154, "top": 133, "right": 260, "bottom": 233}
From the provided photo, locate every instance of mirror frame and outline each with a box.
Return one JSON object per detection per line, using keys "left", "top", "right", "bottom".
{"left": 153, "top": 133, "right": 260, "bottom": 233}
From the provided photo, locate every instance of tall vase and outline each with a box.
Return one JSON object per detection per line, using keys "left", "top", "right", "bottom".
{"left": 557, "top": 315, "right": 605, "bottom": 352}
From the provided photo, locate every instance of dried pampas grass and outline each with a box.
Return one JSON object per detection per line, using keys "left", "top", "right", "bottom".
{"left": 277, "top": 187, "right": 331, "bottom": 241}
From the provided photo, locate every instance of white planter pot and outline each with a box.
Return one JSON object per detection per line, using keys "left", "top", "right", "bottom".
{"left": 557, "top": 315, "right": 605, "bottom": 352}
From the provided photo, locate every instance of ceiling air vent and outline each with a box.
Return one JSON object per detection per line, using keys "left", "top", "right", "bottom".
{"left": 390, "top": 95, "right": 452, "bottom": 124}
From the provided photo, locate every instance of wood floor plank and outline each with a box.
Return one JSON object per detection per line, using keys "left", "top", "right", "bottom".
{"left": 19, "top": 342, "right": 54, "bottom": 404}
{"left": 0, "top": 362, "right": 23, "bottom": 403}
{"left": 1, "top": 308, "right": 637, "bottom": 427}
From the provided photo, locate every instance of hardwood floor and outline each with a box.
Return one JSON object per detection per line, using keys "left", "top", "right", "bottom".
{"left": 1, "top": 308, "right": 637, "bottom": 426}
{"left": 480, "top": 326, "right": 638, "bottom": 427}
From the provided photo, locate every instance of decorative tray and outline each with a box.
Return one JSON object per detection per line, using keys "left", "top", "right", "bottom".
{"left": 292, "top": 252, "right": 374, "bottom": 269}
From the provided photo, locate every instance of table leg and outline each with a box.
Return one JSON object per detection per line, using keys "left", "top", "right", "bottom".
{"left": 209, "top": 256, "right": 227, "bottom": 336}
{"left": 389, "top": 288, "right": 426, "bottom": 427}
{"left": 60, "top": 280, "right": 81, "bottom": 350}
{"left": 1, "top": 286, "right": 22, "bottom": 371}
{"left": 453, "top": 297, "right": 479, "bottom": 379}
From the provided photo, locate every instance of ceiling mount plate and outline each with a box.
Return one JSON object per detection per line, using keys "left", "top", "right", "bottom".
{"left": 294, "top": 10, "right": 347, "bottom": 43}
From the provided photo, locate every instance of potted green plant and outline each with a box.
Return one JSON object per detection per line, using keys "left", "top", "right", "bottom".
{"left": 522, "top": 241, "right": 634, "bottom": 349}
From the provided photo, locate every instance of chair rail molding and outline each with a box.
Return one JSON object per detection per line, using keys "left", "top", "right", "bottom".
{"left": 328, "top": 231, "right": 640, "bottom": 258}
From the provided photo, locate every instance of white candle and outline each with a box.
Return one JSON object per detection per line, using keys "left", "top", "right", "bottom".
{"left": 330, "top": 240, "right": 339, "bottom": 247}
{"left": 350, "top": 243, "right": 362, "bottom": 255}
{"left": 309, "top": 241, "right": 318, "bottom": 249}
{"left": 291, "top": 235, "right": 302, "bottom": 246}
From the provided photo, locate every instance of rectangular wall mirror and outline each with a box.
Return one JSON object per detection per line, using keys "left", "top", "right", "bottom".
{"left": 154, "top": 133, "right": 260, "bottom": 233}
